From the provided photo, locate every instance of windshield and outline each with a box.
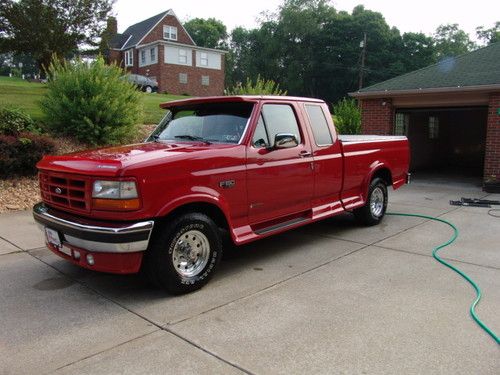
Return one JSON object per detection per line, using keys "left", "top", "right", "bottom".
{"left": 148, "top": 102, "right": 254, "bottom": 144}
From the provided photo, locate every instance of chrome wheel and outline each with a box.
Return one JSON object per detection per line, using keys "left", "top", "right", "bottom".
{"left": 370, "top": 187, "right": 385, "bottom": 217}
{"left": 172, "top": 230, "right": 210, "bottom": 277}
{"left": 145, "top": 86, "right": 153, "bottom": 93}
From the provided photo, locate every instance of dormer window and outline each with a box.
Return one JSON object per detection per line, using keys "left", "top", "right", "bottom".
{"left": 163, "top": 25, "right": 177, "bottom": 41}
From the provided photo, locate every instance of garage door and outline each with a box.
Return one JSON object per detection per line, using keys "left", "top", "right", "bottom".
{"left": 394, "top": 107, "right": 488, "bottom": 176}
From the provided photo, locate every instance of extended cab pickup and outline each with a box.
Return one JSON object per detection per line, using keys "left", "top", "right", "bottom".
{"left": 33, "top": 96, "right": 410, "bottom": 294}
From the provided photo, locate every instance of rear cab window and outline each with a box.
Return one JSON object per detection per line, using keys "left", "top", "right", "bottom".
{"left": 252, "top": 104, "right": 302, "bottom": 148}
{"left": 305, "top": 104, "right": 333, "bottom": 146}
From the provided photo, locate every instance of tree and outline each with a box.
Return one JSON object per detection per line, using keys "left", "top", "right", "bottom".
{"left": 0, "top": 0, "right": 114, "bottom": 73}
{"left": 42, "top": 56, "right": 142, "bottom": 145}
{"left": 184, "top": 18, "right": 227, "bottom": 49}
{"left": 226, "top": 75, "right": 287, "bottom": 95}
{"left": 476, "top": 22, "right": 500, "bottom": 45}
{"left": 433, "top": 23, "right": 476, "bottom": 59}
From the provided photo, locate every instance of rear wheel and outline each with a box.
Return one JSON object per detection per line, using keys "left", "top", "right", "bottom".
{"left": 144, "top": 213, "right": 222, "bottom": 294}
{"left": 354, "top": 177, "right": 388, "bottom": 226}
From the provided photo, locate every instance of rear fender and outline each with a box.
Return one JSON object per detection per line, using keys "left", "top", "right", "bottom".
{"left": 360, "top": 162, "right": 393, "bottom": 202}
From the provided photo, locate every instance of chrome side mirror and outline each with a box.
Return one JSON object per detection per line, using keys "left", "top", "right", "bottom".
{"left": 273, "top": 133, "right": 299, "bottom": 149}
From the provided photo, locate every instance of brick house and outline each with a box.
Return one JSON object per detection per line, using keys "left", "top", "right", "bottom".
{"left": 108, "top": 10, "right": 226, "bottom": 96}
{"left": 350, "top": 42, "right": 500, "bottom": 192}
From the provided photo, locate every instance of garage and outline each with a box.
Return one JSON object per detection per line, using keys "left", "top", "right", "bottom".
{"left": 350, "top": 42, "right": 500, "bottom": 192}
{"left": 396, "top": 106, "right": 488, "bottom": 176}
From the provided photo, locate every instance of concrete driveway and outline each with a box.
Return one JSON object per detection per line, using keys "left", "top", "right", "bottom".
{"left": 1, "top": 179, "right": 499, "bottom": 374}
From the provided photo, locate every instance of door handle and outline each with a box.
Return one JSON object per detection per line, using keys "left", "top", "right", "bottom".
{"left": 299, "top": 150, "right": 312, "bottom": 158}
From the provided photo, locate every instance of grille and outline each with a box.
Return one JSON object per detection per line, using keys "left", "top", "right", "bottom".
{"left": 39, "top": 172, "right": 90, "bottom": 212}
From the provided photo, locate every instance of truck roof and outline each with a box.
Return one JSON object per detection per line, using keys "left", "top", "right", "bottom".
{"left": 159, "top": 95, "right": 324, "bottom": 109}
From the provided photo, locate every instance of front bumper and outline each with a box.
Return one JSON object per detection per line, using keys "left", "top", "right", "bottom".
{"left": 33, "top": 202, "right": 154, "bottom": 273}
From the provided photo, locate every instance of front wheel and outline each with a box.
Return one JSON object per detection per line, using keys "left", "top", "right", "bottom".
{"left": 354, "top": 177, "right": 388, "bottom": 226}
{"left": 144, "top": 213, "right": 223, "bottom": 294}
{"left": 144, "top": 85, "right": 153, "bottom": 93}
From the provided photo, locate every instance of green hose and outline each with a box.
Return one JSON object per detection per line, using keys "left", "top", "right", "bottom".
{"left": 387, "top": 212, "right": 499, "bottom": 345}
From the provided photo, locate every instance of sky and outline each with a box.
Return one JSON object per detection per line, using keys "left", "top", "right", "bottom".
{"left": 114, "top": 0, "right": 499, "bottom": 41}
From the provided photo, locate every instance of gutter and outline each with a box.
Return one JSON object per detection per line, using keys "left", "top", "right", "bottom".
{"left": 349, "top": 84, "right": 500, "bottom": 98}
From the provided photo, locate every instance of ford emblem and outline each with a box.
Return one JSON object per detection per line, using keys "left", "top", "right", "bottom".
{"left": 55, "top": 187, "right": 62, "bottom": 194}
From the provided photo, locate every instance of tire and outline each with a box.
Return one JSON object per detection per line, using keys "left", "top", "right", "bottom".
{"left": 354, "top": 177, "right": 388, "bottom": 226}
{"left": 144, "top": 85, "right": 153, "bottom": 93}
{"left": 144, "top": 213, "right": 223, "bottom": 294}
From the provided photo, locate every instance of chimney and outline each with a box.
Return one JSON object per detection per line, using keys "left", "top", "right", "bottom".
{"left": 107, "top": 16, "right": 117, "bottom": 36}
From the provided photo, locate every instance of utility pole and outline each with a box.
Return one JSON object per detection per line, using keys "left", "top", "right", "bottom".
{"left": 358, "top": 32, "right": 367, "bottom": 90}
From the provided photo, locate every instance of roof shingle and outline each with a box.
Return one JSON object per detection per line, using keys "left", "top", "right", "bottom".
{"left": 354, "top": 42, "right": 500, "bottom": 94}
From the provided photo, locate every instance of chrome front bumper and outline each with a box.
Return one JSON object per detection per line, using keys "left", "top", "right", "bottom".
{"left": 33, "top": 202, "right": 154, "bottom": 253}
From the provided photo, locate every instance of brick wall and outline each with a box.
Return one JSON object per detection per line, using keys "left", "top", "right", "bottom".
{"left": 157, "top": 50, "right": 225, "bottom": 96}
{"left": 113, "top": 45, "right": 224, "bottom": 96}
{"left": 360, "top": 98, "right": 394, "bottom": 135}
{"left": 484, "top": 92, "right": 500, "bottom": 190}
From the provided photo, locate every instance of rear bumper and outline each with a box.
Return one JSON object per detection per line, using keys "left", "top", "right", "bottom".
{"left": 33, "top": 202, "right": 154, "bottom": 274}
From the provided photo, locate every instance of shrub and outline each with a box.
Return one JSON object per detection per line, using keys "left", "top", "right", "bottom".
{"left": 0, "top": 132, "right": 56, "bottom": 177}
{"left": 227, "top": 75, "right": 287, "bottom": 96}
{"left": 41, "top": 56, "right": 142, "bottom": 145}
{"left": 0, "top": 106, "right": 38, "bottom": 136}
{"left": 332, "top": 98, "right": 361, "bottom": 135}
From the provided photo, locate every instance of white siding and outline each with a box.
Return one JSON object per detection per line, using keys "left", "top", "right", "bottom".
{"left": 164, "top": 46, "right": 192, "bottom": 66}
{"left": 195, "top": 50, "right": 222, "bottom": 70}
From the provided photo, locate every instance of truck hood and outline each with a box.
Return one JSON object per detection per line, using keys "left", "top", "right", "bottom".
{"left": 37, "top": 142, "right": 219, "bottom": 177}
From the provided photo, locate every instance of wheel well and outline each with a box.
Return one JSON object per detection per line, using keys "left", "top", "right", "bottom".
{"left": 160, "top": 202, "right": 229, "bottom": 230}
{"left": 373, "top": 168, "right": 392, "bottom": 186}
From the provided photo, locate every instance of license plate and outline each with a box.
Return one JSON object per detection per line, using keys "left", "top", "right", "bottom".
{"left": 45, "top": 227, "right": 61, "bottom": 248}
{"left": 60, "top": 245, "right": 72, "bottom": 256}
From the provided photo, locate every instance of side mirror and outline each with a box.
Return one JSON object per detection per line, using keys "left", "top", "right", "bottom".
{"left": 273, "top": 133, "right": 299, "bottom": 149}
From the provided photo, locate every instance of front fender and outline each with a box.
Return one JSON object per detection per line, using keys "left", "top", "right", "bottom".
{"left": 154, "top": 191, "right": 233, "bottom": 228}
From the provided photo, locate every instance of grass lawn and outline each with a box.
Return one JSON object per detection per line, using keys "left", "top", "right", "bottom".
{"left": 0, "top": 76, "right": 186, "bottom": 125}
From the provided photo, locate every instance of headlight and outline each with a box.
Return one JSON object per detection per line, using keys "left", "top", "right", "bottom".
{"left": 92, "top": 180, "right": 140, "bottom": 210}
{"left": 92, "top": 180, "right": 138, "bottom": 199}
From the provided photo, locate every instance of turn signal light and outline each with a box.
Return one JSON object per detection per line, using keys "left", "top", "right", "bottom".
{"left": 92, "top": 198, "right": 141, "bottom": 211}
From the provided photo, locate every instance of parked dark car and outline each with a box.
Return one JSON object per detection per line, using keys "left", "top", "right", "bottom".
{"left": 126, "top": 74, "right": 158, "bottom": 93}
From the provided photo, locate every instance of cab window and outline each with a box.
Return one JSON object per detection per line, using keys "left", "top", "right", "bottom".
{"left": 252, "top": 104, "right": 301, "bottom": 148}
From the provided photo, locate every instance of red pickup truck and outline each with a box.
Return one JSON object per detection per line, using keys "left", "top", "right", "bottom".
{"left": 33, "top": 96, "right": 410, "bottom": 294}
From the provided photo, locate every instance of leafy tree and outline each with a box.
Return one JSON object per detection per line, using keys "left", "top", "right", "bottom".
{"left": 433, "top": 24, "right": 476, "bottom": 59}
{"left": 226, "top": 75, "right": 287, "bottom": 95}
{"left": 0, "top": 0, "right": 114, "bottom": 74}
{"left": 476, "top": 22, "right": 500, "bottom": 45}
{"left": 184, "top": 18, "right": 228, "bottom": 49}
{"left": 333, "top": 98, "right": 361, "bottom": 135}
{"left": 41, "top": 57, "right": 142, "bottom": 145}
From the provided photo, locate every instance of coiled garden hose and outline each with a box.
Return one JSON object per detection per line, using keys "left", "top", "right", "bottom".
{"left": 387, "top": 212, "right": 499, "bottom": 345}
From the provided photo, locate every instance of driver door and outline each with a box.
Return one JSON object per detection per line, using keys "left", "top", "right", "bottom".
{"left": 246, "top": 103, "right": 314, "bottom": 225}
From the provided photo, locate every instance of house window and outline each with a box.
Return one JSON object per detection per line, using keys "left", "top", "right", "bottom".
{"left": 178, "top": 49, "right": 187, "bottom": 64}
{"left": 179, "top": 73, "right": 188, "bottom": 84}
{"left": 163, "top": 25, "right": 178, "bottom": 40}
{"left": 140, "top": 50, "right": 146, "bottom": 65}
{"left": 201, "top": 75, "right": 209, "bottom": 86}
{"left": 200, "top": 52, "right": 208, "bottom": 66}
{"left": 125, "top": 50, "right": 133, "bottom": 67}
{"left": 150, "top": 47, "right": 156, "bottom": 62}
{"left": 429, "top": 116, "right": 439, "bottom": 139}
{"left": 394, "top": 113, "right": 409, "bottom": 135}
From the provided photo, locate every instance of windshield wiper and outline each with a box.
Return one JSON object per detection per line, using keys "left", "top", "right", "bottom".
{"left": 174, "top": 135, "right": 211, "bottom": 144}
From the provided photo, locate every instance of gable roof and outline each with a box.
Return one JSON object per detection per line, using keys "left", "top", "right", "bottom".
{"left": 110, "top": 9, "right": 196, "bottom": 50}
{"left": 351, "top": 42, "right": 500, "bottom": 97}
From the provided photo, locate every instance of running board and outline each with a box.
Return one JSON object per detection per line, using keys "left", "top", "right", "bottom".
{"left": 254, "top": 217, "right": 309, "bottom": 235}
